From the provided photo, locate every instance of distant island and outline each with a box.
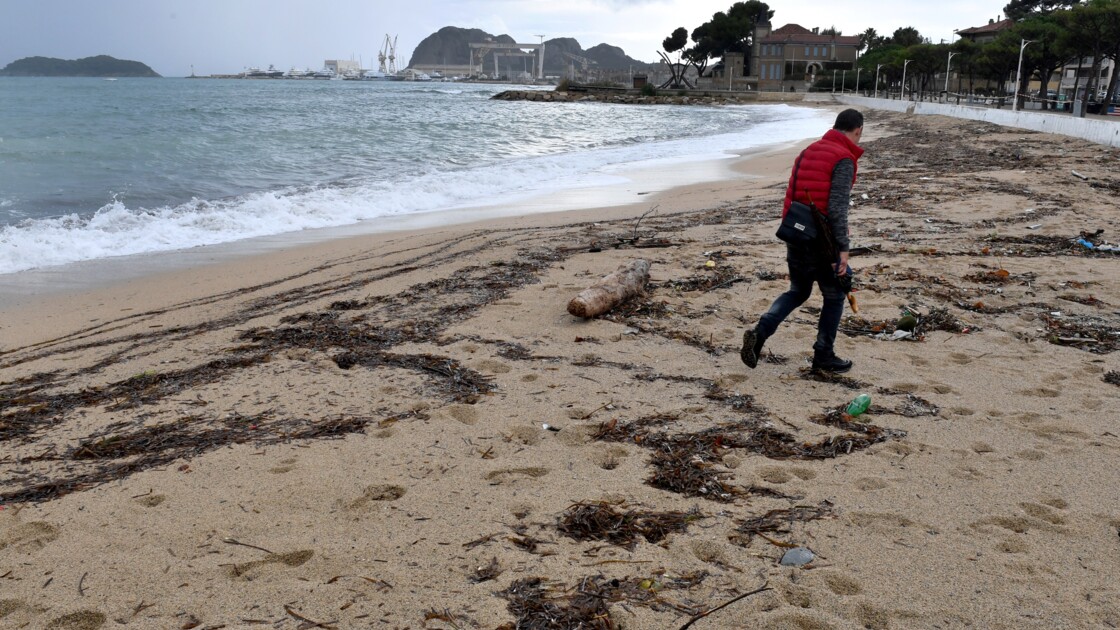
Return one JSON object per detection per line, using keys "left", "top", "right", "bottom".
{"left": 0, "top": 55, "right": 160, "bottom": 77}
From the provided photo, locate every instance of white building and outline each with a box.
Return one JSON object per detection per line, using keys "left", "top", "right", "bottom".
{"left": 325, "top": 59, "right": 361, "bottom": 75}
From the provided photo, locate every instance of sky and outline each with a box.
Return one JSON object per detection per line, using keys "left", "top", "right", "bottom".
{"left": 1, "top": 0, "right": 1010, "bottom": 77}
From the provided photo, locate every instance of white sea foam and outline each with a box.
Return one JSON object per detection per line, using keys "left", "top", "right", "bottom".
{"left": 0, "top": 104, "right": 828, "bottom": 275}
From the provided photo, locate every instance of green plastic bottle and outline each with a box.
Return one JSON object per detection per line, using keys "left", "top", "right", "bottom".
{"left": 845, "top": 393, "right": 871, "bottom": 416}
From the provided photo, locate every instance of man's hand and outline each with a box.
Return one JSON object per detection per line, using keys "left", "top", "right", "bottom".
{"left": 834, "top": 251, "right": 850, "bottom": 276}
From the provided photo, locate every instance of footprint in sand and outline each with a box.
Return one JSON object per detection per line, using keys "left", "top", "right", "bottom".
{"left": 475, "top": 359, "right": 511, "bottom": 374}
{"left": 0, "top": 522, "right": 60, "bottom": 552}
{"left": 821, "top": 572, "right": 863, "bottom": 596}
{"left": 996, "top": 536, "right": 1029, "bottom": 554}
{"left": 0, "top": 600, "right": 29, "bottom": 620}
{"left": 1017, "top": 387, "right": 1060, "bottom": 398}
{"left": 445, "top": 404, "right": 480, "bottom": 426}
{"left": 44, "top": 611, "right": 107, "bottom": 630}
{"left": 756, "top": 466, "right": 816, "bottom": 484}
{"left": 134, "top": 494, "right": 167, "bottom": 508}
{"left": 1015, "top": 449, "right": 1046, "bottom": 461}
{"left": 908, "top": 356, "right": 931, "bottom": 367}
{"left": 506, "top": 425, "right": 541, "bottom": 446}
{"left": 1019, "top": 501, "right": 1066, "bottom": 525}
{"left": 485, "top": 467, "right": 549, "bottom": 485}
{"left": 847, "top": 512, "right": 923, "bottom": 535}
{"left": 1028, "top": 424, "right": 1089, "bottom": 442}
{"left": 949, "top": 352, "right": 974, "bottom": 365}
{"left": 347, "top": 484, "right": 407, "bottom": 510}
{"left": 855, "top": 477, "right": 889, "bottom": 491}
{"left": 269, "top": 457, "right": 299, "bottom": 474}
{"left": 971, "top": 511, "right": 1064, "bottom": 535}
{"left": 690, "top": 539, "right": 730, "bottom": 565}
{"left": 225, "top": 549, "right": 314, "bottom": 580}
{"left": 592, "top": 445, "right": 630, "bottom": 470}
{"left": 855, "top": 600, "right": 892, "bottom": 630}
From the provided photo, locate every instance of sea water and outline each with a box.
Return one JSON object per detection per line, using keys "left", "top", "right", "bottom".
{"left": 0, "top": 78, "right": 829, "bottom": 277}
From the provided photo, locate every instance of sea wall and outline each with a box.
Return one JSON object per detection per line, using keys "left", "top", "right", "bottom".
{"left": 838, "top": 95, "right": 1120, "bottom": 148}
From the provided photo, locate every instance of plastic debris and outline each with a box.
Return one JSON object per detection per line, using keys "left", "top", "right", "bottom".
{"left": 780, "top": 547, "right": 815, "bottom": 566}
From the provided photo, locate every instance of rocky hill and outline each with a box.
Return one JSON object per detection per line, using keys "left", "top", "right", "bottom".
{"left": 0, "top": 55, "right": 160, "bottom": 77}
{"left": 407, "top": 26, "right": 654, "bottom": 74}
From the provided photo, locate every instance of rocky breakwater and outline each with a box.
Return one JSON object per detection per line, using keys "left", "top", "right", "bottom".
{"left": 491, "top": 89, "right": 757, "bottom": 106}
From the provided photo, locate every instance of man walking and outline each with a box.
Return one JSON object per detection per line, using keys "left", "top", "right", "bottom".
{"left": 741, "top": 108, "right": 865, "bottom": 373}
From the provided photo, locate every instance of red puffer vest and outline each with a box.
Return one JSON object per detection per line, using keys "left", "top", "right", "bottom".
{"left": 782, "top": 128, "right": 864, "bottom": 217}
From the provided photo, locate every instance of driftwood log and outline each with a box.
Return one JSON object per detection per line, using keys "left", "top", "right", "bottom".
{"left": 567, "top": 260, "right": 651, "bottom": 319}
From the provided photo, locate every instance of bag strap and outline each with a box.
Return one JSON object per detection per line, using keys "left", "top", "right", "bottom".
{"left": 789, "top": 150, "right": 807, "bottom": 207}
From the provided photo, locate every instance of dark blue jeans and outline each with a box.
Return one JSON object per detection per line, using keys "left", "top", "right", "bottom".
{"left": 756, "top": 245, "right": 845, "bottom": 358}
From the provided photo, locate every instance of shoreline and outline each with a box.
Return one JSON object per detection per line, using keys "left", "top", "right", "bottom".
{"left": 3, "top": 109, "right": 1118, "bottom": 629}
{"left": 0, "top": 126, "right": 822, "bottom": 319}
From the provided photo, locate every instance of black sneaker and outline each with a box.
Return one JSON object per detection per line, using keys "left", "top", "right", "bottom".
{"left": 811, "top": 354, "right": 853, "bottom": 374}
{"left": 741, "top": 328, "right": 763, "bottom": 368}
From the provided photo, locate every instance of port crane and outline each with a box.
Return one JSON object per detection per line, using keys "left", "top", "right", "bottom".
{"left": 378, "top": 35, "right": 399, "bottom": 75}
{"left": 562, "top": 51, "right": 597, "bottom": 83}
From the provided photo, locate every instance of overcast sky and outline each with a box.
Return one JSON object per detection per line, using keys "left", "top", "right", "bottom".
{"left": 2, "top": 0, "right": 1009, "bottom": 77}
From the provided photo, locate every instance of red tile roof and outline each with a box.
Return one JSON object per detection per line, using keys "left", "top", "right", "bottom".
{"left": 760, "top": 23, "right": 860, "bottom": 46}
{"left": 957, "top": 19, "right": 1013, "bottom": 35}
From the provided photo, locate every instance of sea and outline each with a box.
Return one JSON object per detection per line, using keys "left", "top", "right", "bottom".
{"left": 0, "top": 78, "right": 830, "bottom": 283}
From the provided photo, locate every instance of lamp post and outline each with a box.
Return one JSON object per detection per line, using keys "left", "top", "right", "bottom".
{"left": 841, "top": 70, "right": 846, "bottom": 92}
{"left": 856, "top": 67, "right": 862, "bottom": 95}
{"left": 944, "top": 51, "right": 958, "bottom": 93}
{"left": 1013, "top": 39, "right": 1034, "bottom": 112}
{"left": 901, "top": 59, "right": 912, "bottom": 100}
{"left": 874, "top": 63, "right": 884, "bottom": 98}
{"left": 832, "top": 69, "right": 837, "bottom": 92}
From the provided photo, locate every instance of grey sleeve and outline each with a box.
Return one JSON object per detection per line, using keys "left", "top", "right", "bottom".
{"left": 828, "top": 159, "right": 854, "bottom": 252}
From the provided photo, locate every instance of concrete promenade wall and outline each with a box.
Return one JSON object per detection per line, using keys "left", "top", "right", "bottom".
{"left": 837, "top": 95, "right": 1120, "bottom": 148}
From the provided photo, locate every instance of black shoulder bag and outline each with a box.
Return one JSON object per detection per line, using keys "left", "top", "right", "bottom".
{"left": 775, "top": 152, "right": 819, "bottom": 245}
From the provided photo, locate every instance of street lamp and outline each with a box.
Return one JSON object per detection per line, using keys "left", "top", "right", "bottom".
{"left": 944, "top": 51, "right": 958, "bottom": 93}
{"left": 901, "top": 59, "right": 912, "bottom": 100}
{"left": 874, "top": 63, "right": 884, "bottom": 98}
{"left": 832, "top": 69, "right": 837, "bottom": 92}
{"left": 1013, "top": 38, "right": 1035, "bottom": 112}
{"left": 856, "top": 67, "right": 862, "bottom": 95}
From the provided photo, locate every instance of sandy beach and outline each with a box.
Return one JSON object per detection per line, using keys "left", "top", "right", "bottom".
{"left": 2, "top": 106, "right": 1120, "bottom": 630}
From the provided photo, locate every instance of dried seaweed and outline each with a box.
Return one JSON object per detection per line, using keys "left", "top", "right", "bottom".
{"left": 498, "top": 571, "right": 714, "bottom": 630}
{"left": 1041, "top": 313, "right": 1120, "bottom": 354}
{"left": 557, "top": 501, "right": 699, "bottom": 549}
{"left": 1104, "top": 371, "right": 1120, "bottom": 386}
{"left": 1, "top": 411, "right": 404, "bottom": 504}
{"left": 500, "top": 577, "right": 615, "bottom": 630}
{"left": 729, "top": 503, "right": 834, "bottom": 546}
{"left": 595, "top": 414, "right": 901, "bottom": 501}
{"left": 655, "top": 266, "right": 744, "bottom": 293}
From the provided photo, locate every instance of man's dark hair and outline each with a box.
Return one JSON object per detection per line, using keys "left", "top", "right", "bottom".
{"left": 833, "top": 109, "right": 864, "bottom": 132}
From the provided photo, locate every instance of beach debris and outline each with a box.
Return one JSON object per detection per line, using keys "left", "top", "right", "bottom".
{"left": 470, "top": 557, "right": 503, "bottom": 583}
{"left": 1071, "top": 170, "right": 1089, "bottom": 180}
{"left": 499, "top": 577, "right": 616, "bottom": 629}
{"left": 567, "top": 259, "right": 652, "bottom": 319}
{"left": 1104, "top": 371, "right": 1120, "bottom": 386}
{"left": 1041, "top": 312, "right": 1120, "bottom": 353}
{"left": 655, "top": 264, "right": 744, "bottom": 293}
{"left": 677, "top": 583, "right": 773, "bottom": 629}
{"left": 730, "top": 503, "right": 835, "bottom": 546}
{"left": 779, "top": 547, "right": 816, "bottom": 566}
{"left": 556, "top": 500, "right": 700, "bottom": 549}
{"left": 542, "top": 423, "right": 561, "bottom": 432}
{"left": 498, "top": 570, "right": 715, "bottom": 629}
